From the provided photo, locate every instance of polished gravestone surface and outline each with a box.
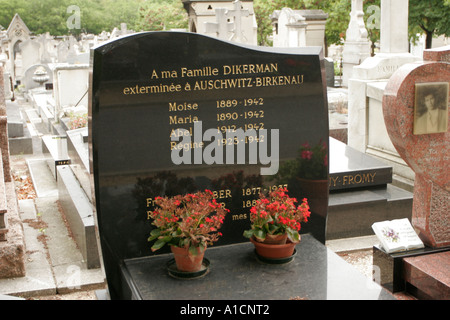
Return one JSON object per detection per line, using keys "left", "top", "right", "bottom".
{"left": 329, "top": 138, "right": 392, "bottom": 191}
{"left": 90, "top": 32, "right": 330, "bottom": 299}
{"left": 121, "top": 234, "right": 395, "bottom": 300}
{"left": 326, "top": 138, "right": 413, "bottom": 240}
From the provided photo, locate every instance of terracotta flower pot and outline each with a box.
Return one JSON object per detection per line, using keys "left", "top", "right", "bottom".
{"left": 170, "top": 245, "right": 205, "bottom": 272}
{"left": 250, "top": 236, "right": 298, "bottom": 260}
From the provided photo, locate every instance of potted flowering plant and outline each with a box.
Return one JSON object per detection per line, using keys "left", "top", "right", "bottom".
{"left": 148, "top": 190, "right": 228, "bottom": 272}
{"left": 243, "top": 188, "right": 310, "bottom": 260}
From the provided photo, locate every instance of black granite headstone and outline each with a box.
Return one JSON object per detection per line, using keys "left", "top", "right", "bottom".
{"left": 329, "top": 138, "right": 393, "bottom": 191}
{"left": 90, "top": 32, "right": 329, "bottom": 299}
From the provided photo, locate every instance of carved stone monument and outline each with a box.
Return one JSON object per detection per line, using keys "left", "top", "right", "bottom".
{"left": 271, "top": 9, "right": 328, "bottom": 53}
{"left": 348, "top": 0, "right": 419, "bottom": 190}
{"left": 378, "top": 45, "right": 449, "bottom": 299}
{"left": 182, "top": 0, "right": 257, "bottom": 45}
{"left": 383, "top": 46, "right": 450, "bottom": 249}
{"left": 342, "top": 0, "right": 371, "bottom": 87}
{"left": 4, "top": 14, "right": 31, "bottom": 85}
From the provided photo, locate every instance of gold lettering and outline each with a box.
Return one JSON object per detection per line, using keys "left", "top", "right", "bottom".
{"left": 232, "top": 214, "right": 248, "bottom": 221}
{"left": 329, "top": 176, "right": 339, "bottom": 187}
{"left": 181, "top": 66, "right": 219, "bottom": 78}
{"left": 170, "top": 140, "right": 204, "bottom": 151}
{"left": 339, "top": 173, "right": 377, "bottom": 186}
{"left": 170, "top": 127, "right": 193, "bottom": 138}
{"left": 169, "top": 102, "right": 199, "bottom": 112}
{"left": 349, "top": 175, "right": 355, "bottom": 184}
{"left": 212, "top": 189, "right": 232, "bottom": 200}
{"left": 169, "top": 115, "right": 199, "bottom": 125}
{"left": 161, "top": 70, "right": 178, "bottom": 78}
{"left": 223, "top": 63, "right": 278, "bottom": 75}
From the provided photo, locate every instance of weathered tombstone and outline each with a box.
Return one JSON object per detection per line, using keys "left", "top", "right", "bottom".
{"left": 271, "top": 9, "right": 328, "bottom": 53}
{"left": 90, "top": 32, "right": 393, "bottom": 300}
{"left": 375, "top": 46, "right": 450, "bottom": 297}
{"left": 4, "top": 14, "right": 31, "bottom": 84}
{"left": 18, "top": 40, "right": 41, "bottom": 79}
{"left": 52, "top": 64, "right": 89, "bottom": 115}
{"left": 57, "top": 41, "right": 70, "bottom": 63}
{"left": 183, "top": 0, "right": 257, "bottom": 45}
{"left": 204, "top": 8, "right": 234, "bottom": 40}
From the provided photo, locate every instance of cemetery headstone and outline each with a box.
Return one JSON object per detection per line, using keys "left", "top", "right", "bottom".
{"left": 90, "top": 32, "right": 329, "bottom": 299}
{"left": 4, "top": 14, "right": 31, "bottom": 84}
{"left": 374, "top": 46, "right": 449, "bottom": 296}
{"left": 183, "top": 0, "right": 257, "bottom": 45}
{"left": 18, "top": 40, "right": 41, "bottom": 80}
{"left": 383, "top": 46, "right": 450, "bottom": 248}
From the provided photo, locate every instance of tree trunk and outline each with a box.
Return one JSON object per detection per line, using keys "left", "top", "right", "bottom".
{"left": 425, "top": 30, "right": 433, "bottom": 49}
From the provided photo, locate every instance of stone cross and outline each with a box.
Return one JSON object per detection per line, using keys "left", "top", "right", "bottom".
{"left": 383, "top": 46, "right": 450, "bottom": 248}
{"left": 227, "top": 0, "right": 250, "bottom": 43}
{"left": 205, "top": 8, "right": 234, "bottom": 41}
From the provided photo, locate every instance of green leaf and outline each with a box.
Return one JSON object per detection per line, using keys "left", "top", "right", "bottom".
{"left": 287, "top": 228, "right": 300, "bottom": 243}
{"left": 269, "top": 224, "right": 280, "bottom": 233}
{"left": 151, "top": 229, "right": 161, "bottom": 237}
{"left": 243, "top": 229, "right": 254, "bottom": 239}
{"left": 148, "top": 229, "right": 161, "bottom": 242}
{"left": 151, "top": 239, "right": 166, "bottom": 251}
{"left": 254, "top": 229, "right": 266, "bottom": 242}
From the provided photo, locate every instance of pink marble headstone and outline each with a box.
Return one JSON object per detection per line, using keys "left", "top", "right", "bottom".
{"left": 383, "top": 46, "right": 450, "bottom": 248}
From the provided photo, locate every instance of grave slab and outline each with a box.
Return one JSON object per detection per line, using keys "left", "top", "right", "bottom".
{"left": 41, "top": 135, "right": 70, "bottom": 180}
{"left": 121, "top": 234, "right": 395, "bottom": 300}
{"left": 403, "top": 251, "right": 450, "bottom": 300}
{"left": 329, "top": 138, "right": 392, "bottom": 191}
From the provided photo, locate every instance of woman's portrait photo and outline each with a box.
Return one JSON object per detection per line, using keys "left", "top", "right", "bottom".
{"left": 414, "top": 82, "right": 449, "bottom": 135}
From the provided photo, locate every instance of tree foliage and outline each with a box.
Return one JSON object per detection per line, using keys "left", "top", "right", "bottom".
{"left": 0, "top": 0, "right": 178, "bottom": 36}
{"left": 253, "top": 0, "right": 380, "bottom": 47}
{"left": 136, "top": 0, "right": 188, "bottom": 31}
{"left": 0, "top": 0, "right": 448, "bottom": 50}
{"left": 409, "top": 0, "right": 450, "bottom": 48}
